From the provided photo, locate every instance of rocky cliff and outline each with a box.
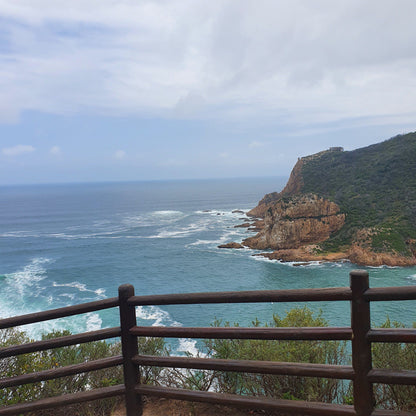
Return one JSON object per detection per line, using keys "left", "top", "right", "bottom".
{"left": 247, "top": 157, "right": 304, "bottom": 218}
{"left": 244, "top": 194, "right": 345, "bottom": 250}
{"left": 223, "top": 133, "right": 416, "bottom": 266}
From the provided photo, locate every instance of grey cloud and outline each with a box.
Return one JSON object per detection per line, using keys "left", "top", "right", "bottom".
{"left": 0, "top": 0, "right": 415, "bottom": 127}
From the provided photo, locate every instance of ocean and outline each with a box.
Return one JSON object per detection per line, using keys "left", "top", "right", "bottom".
{"left": 1, "top": 178, "right": 416, "bottom": 354}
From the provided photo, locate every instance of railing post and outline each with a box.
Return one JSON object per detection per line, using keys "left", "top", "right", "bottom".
{"left": 119, "top": 284, "right": 142, "bottom": 416}
{"left": 350, "top": 270, "right": 374, "bottom": 416}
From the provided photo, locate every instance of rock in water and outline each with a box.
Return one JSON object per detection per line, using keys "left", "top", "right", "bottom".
{"left": 218, "top": 242, "right": 244, "bottom": 249}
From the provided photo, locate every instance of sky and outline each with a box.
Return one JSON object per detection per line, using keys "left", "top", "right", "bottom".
{"left": 0, "top": 0, "right": 415, "bottom": 185}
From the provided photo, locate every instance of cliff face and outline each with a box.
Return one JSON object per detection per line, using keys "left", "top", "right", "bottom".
{"left": 247, "top": 158, "right": 304, "bottom": 218}
{"left": 244, "top": 194, "right": 345, "bottom": 250}
{"left": 232, "top": 134, "right": 416, "bottom": 266}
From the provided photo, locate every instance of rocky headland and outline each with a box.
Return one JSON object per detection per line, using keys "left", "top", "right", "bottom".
{"left": 219, "top": 133, "right": 416, "bottom": 267}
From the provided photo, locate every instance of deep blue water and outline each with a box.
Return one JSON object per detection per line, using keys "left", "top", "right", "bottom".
{"left": 1, "top": 178, "right": 416, "bottom": 354}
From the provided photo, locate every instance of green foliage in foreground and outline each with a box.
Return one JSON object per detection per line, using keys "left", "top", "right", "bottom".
{"left": 0, "top": 328, "right": 123, "bottom": 416}
{"left": 372, "top": 318, "right": 416, "bottom": 411}
{"left": 300, "top": 132, "right": 416, "bottom": 254}
{"left": 1, "top": 307, "right": 416, "bottom": 414}
{"left": 204, "top": 307, "right": 347, "bottom": 404}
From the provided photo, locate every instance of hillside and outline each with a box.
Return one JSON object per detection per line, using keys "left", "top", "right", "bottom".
{"left": 243, "top": 132, "right": 416, "bottom": 266}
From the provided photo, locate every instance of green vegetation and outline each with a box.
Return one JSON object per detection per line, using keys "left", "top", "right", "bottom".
{"left": 204, "top": 307, "right": 347, "bottom": 404}
{"left": 372, "top": 318, "right": 416, "bottom": 411}
{"left": 0, "top": 328, "right": 123, "bottom": 415}
{"left": 0, "top": 329, "right": 165, "bottom": 416}
{"left": 1, "top": 308, "right": 416, "bottom": 414}
{"left": 300, "top": 132, "right": 416, "bottom": 254}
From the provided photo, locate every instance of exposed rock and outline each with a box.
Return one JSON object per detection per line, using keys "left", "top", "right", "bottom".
{"left": 256, "top": 247, "right": 347, "bottom": 263}
{"left": 244, "top": 194, "right": 345, "bottom": 250}
{"left": 247, "top": 148, "right": 346, "bottom": 218}
{"left": 347, "top": 244, "right": 416, "bottom": 267}
{"left": 245, "top": 134, "right": 416, "bottom": 266}
{"left": 218, "top": 242, "right": 244, "bottom": 249}
{"left": 247, "top": 158, "right": 304, "bottom": 218}
{"left": 255, "top": 243, "right": 416, "bottom": 266}
{"left": 234, "top": 223, "right": 251, "bottom": 228}
{"left": 248, "top": 219, "right": 264, "bottom": 232}
{"left": 232, "top": 210, "right": 245, "bottom": 214}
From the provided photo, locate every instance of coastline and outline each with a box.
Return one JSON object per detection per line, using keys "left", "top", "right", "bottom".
{"left": 253, "top": 245, "right": 416, "bottom": 267}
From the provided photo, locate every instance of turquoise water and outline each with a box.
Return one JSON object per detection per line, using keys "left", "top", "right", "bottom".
{"left": 1, "top": 178, "right": 416, "bottom": 354}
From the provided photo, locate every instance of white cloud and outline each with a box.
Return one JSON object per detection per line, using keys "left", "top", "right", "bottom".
{"left": 219, "top": 152, "right": 228, "bottom": 159}
{"left": 49, "top": 145, "right": 61, "bottom": 155}
{"left": 2, "top": 144, "right": 35, "bottom": 156}
{"left": 249, "top": 141, "right": 265, "bottom": 149}
{"left": 0, "top": 1, "right": 416, "bottom": 126}
{"left": 114, "top": 150, "right": 126, "bottom": 160}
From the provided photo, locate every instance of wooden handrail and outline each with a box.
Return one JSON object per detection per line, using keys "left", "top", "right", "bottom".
{"left": 135, "top": 384, "right": 356, "bottom": 416}
{"left": 364, "top": 286, "right": 416, "bottom": 301}
{"left": 367, "top": 328, "right": 416, "bottom": 343}
{"left": 0, "top": 385, "right": 125, "bottom": 415}
{"left": 130, "top": 325, "right": 353, "bottom": 340}
{"left": 0, "top": 355, "right": 123, "bottom": 389}
{"left": 0, "top": 297, "right": 119, "bottom": 329}
{"left": 132, "top": 354, "right": 355, "bottom": 379}
{"left": 1, "top": 271, "right": 416, "bottom": 415}
{"left": 127, "top": 286, "right": 352, "bottom": 305}
{"left": 0, "top": 327, "right": 121, "bottom": 358}
{"left": 368, "top": 369, "right": 416, "bottom": 385}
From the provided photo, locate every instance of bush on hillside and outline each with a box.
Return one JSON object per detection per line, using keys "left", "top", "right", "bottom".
{"left": 372, "top": 318, "right": 416, "bottom": 411}
{"left": 0, "top": 329, "right": 165, "bottom": 416}
{"left": 1, "top": 310, "right": 416, "bottom": 414}
{"left": 204, "top": 307, "right": 348, "bottom": 403}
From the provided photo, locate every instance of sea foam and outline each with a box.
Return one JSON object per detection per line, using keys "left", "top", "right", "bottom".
{"left": 0, "top": 258, "right": 106, "bottom": 339}
{"left": 136, "top": 305, "right": 181, "bottom": 327}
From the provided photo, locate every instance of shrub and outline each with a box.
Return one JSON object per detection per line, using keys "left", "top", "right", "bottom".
{"left": 204, "top": 307, "right": 348, "bottom": 404}
{"left": 0, "top": 328, "right": 166, "bottom": 416}
{"left": 372, "top": 318, "right": 416, "bottom": 411}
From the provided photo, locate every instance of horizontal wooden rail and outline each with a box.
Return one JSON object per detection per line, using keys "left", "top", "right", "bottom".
{"left": 0, "top": 297, "right": 119, "bottom": 329}
{"left": 368, "top": 368, "right": 416, "bottom": 385}
{"left": 0, "top": 355, "right": 123, "bottom": 389}
{"left": 135, "top": 384, "right": 356, "bottom": 416}
{"left": 0, "top": 327, "right": 121, "bottom": 358}
{"left": 367, "top": 328, "right": 416, "bottom": 343}
{"left": 364, "top": 286, "right": 416, "bottom": 301}
{"left": 132, "top": 354, "right": 355, "bottom": 380}
{"left": 371, "top": 409, "right": 416, "bottom": 416}
{"left": 2, "top": 274, "right": 416, "bottom": 416}
{"left": 127, "top": 287, "right": 352, "bottom": 306}
{"left": 0, "top": 384, "right": 125, "bottom": 415}
{"left": 130, "top": 326, "right": 352, "bottom": 340}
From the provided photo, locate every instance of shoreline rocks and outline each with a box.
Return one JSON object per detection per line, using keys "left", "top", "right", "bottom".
{"left": 243, "top": 194, "right": 345, "bottom": 250}
{"left": 218, "top": 242, "right": 245, "bottom": 249}
{"left": 254, "top": 244, "right": 416, "bottom": 267}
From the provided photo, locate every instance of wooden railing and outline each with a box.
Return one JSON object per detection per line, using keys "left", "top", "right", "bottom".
{"left": 1, "top": 270, "right": 416, "bottom": 416}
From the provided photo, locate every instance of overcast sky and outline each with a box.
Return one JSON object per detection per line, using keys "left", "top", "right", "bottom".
{"left": 1, "top": 0, "right": 415, "bottom": 185}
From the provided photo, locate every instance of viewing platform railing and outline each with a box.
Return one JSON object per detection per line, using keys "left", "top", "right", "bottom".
{"left": 0, "top": 270, "right": 415, "bottom": 416}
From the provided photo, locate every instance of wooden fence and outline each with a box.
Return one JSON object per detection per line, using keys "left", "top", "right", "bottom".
{"left": 0, "top": 270, "right": 416, "bottom": 416}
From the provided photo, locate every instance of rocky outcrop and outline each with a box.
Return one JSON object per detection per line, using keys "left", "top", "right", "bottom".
{"left": 257, "top": 248, "right": 347, "bottom": 263}
{"left": 233, "top": 135, "right": 416, "bottom": 266}
{"left": 347, "top": 244, "right": 416, "bottom": 267}
{"left": 248, "top": 219, "right": 264, "bottom": 232}
{"left": 234, "top": 223, "right": 251, "bottom": 228}
{"left": 253, "top": 228, "right": 416, "bottom": 266}
{"left": 218, "top": 242, "right": 244, "bottom": 249}
{"left": 243, "top": 194, "right": 345, "bottom": 250}
{"left": 247, "top": 158, "right": 304, "bottom": 218}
